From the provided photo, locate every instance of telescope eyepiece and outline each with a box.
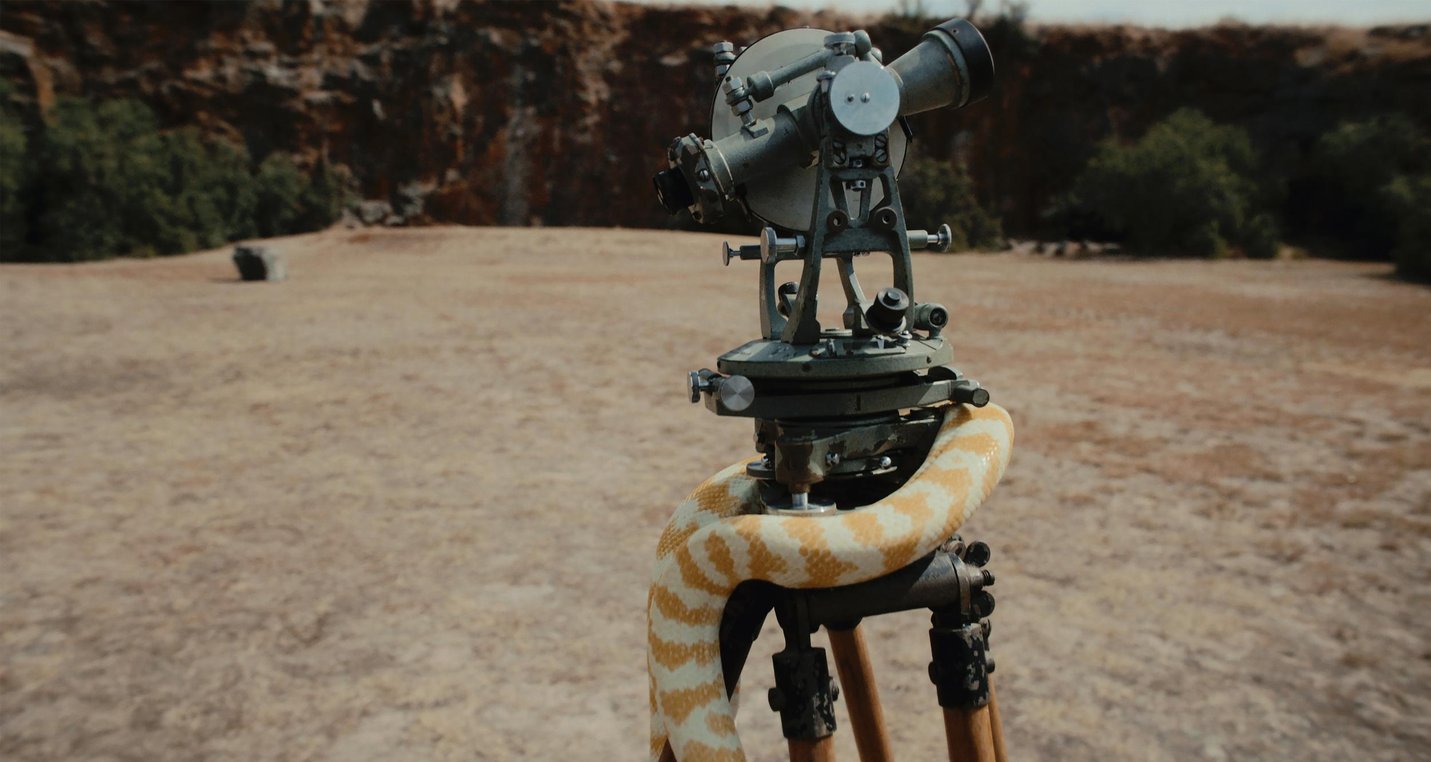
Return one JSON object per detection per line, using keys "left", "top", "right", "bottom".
{"left": 886, "top": 17, "right": 996, "bottom": 115}
{"left": 930, "top": 19, "right": 995, "bottom": 106}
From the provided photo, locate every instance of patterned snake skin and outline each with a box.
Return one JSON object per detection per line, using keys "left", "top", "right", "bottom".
{"left": 648, "top": 402, "right": 1014, "bottom": 761}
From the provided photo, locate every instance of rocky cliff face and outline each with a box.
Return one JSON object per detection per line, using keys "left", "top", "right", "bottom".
{"left": 2, "top": 0, "right": 1428, "bottom": 233}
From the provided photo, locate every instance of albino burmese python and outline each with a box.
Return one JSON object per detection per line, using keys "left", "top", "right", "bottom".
{"left": 648, "top": 402, "right": 1014, "bottom": 761}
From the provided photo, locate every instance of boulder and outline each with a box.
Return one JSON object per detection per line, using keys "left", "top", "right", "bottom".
{"left": 232, "top": 244, "right": 286, "bottom": 282}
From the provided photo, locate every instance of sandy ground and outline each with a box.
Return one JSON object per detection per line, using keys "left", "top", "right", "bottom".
{"left": 1, "top": 227, "right": 1429, "bottom": 761}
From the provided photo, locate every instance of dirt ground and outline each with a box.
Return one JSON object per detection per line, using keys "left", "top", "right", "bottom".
{"left": 2, "top": 227, "right": 1428, "bottom": 761}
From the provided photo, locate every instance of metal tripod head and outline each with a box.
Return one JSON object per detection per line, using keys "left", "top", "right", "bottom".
{"left": 655, "top": 19, "right": 997, "bottom": 511}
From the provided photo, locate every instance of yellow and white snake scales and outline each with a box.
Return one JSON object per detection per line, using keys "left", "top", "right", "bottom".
{"left": 648, "top": 402, "right": 1014, "bottom": 761}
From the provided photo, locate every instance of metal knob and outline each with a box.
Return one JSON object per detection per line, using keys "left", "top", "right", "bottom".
{"left": 759, "top": 227, "right": 802, "bottom": 263}
{"left": 688, "top": 370, "right": 714, "bottom": 403}
{"left": 724, "top": 240, "right": 762, "bottom": 266}
{"left": 865, "top": 287, "right": 909, "bottom": 333}
{"left": 908, "top": 223, "right": 953, "bottom": 252}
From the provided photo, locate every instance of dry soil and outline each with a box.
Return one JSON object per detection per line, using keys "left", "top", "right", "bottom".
{"left": 2, "top": 227, "right": 1429, "bottom": 761}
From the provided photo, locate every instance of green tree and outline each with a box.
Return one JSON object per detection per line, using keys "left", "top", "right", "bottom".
{"left": 899, "top": 154, "right": 1003, "bottom": 251}
{"left": 1067, "top": 109, "right": 1278, "bottom": 258}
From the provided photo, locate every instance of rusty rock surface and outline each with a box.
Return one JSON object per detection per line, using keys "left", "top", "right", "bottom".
{"left": 1, "top": 0, "right": 1428, "bottom": 232}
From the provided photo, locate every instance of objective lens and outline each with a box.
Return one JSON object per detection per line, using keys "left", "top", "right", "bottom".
{"left": 653, "top": 168, "right": 695, "bottom": 214}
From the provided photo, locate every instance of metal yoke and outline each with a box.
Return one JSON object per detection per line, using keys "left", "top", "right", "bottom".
{"left": 781, "top": 97, "right": 913, "bottom": 345}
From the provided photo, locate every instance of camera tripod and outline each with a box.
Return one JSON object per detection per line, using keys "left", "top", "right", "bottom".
{"left": 647, "top": 16, "right": 1010, "bottom": 762}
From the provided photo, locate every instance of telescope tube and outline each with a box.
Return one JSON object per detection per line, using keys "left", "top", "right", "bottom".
{"left": 886, "top": 18, "right": 995, "bottom": 115}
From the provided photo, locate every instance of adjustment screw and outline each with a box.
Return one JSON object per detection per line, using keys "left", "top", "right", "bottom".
{"left": 963, "top": 541, "right": 991, "bottom": 567}
{"left": 973, "top": 590, "right": 996, "bottom": 618}
{"left": 687, "top": 370, "right": 711, "bottom": 403}
{"left": 865, "top": 287, "right": 909, "bottom": 333}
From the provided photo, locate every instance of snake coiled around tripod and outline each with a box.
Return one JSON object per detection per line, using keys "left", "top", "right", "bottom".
{"left": 648, "top": 402, "right": 1013, "bottom": 761}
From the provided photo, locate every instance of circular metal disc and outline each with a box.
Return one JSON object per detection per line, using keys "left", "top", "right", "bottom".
{"left": 718, "top": 374, "right": 756, "bottom": 412}
{"left": 711, "top": 29, "right": 907, "bottom": 232}
{"left": 828, "top": 61, "right": 900, "bottom": 136}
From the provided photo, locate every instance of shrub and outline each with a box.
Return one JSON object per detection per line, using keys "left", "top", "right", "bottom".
{"left": 1384, "top": 174, "right": 1431, "bottom": 281}
{"left": 898, "top": 153, "right": 1004, "bottom": 250}
{"left": 253, "top": 153, "right": 306, "bottom": 238}
{"left": 1308, "top": 115, "right": 1430, "bottom": 260}
{"left": 1066, "top": 109, "right": 1277, "bottom": 258}
{"left": 33, "top": 98, "right": 151, "bottom": 260}
{"left": 296, "top": 159, "right": 350, "bottom": 232}
{"left": 6, "top": 94, "right": 349, "bottom": 261}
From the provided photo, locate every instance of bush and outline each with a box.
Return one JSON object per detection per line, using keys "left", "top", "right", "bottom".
{"left": 1308, "top": 115, "right": 1430, "bottom": 261}
{"left": 1066, "top": 109, "right": 1277, "bottom": 258}
{"left": 253, "top": 153, "right": 306, "bottom": 238}
{"left": 1384, "top": 174, "right": 1431, "bottom": 281}
{"left": 297, "top": 159, "right": 349, "bottom": 231}
{"left": 0, "top": 94, "right": 347, "bottom": 262}
{"left": 899, "top": 153, "right": 1004, "bottom": 250}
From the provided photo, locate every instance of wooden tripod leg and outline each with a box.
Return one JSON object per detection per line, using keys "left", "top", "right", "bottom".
{"left": 942, "top": 704, "right": 996, "bottom": 762}
{"left": 789, "top": 736, "right": 837, "bottom": 762}
{"left": 987, "top": 679, "right": 1008, "bottom": 762}
{"left": 827, "top": 626, "right": 894, "bottom": 762}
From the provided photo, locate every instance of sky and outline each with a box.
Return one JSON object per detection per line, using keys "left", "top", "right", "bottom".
{"left": 635, "top": 0, "right": 1431, "bottom": 28}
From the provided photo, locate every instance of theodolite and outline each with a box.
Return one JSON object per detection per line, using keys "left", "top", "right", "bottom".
{"left": 655, "top": 20, "right": 996, "bottom": 513}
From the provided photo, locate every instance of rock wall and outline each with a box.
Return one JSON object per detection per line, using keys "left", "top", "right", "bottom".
{"left": 2, "top": 0, "right": 1428, "bottom": 233}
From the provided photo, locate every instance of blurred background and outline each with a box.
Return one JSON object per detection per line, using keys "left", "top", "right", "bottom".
{"left": 2, "top": 0, "right": 1429, "bottom": 274}
{"left": 1, "top": 1, "right": 1429, "bottom": 761}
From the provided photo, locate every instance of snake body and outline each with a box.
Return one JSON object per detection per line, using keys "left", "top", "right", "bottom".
{"left": 648, "top": 402, "right": 1014, "bottom": 761}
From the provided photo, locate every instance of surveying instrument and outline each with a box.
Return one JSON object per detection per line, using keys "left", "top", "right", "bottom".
{"left": 649, "top": 18, "right": 1011, "bottom": 762}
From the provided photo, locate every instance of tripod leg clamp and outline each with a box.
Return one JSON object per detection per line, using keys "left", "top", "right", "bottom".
{"left": 769, "top": 646, "right": 840, "bottom": 740}
{"left": 928, "top": 620, "right": 990, "bottom": 709}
